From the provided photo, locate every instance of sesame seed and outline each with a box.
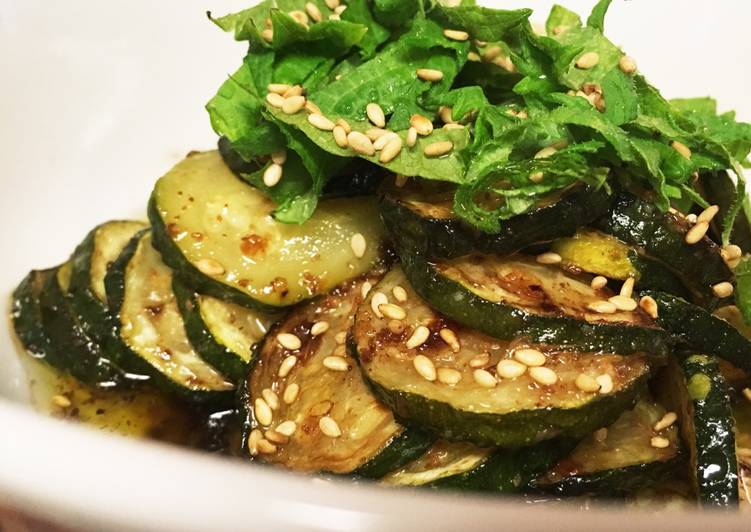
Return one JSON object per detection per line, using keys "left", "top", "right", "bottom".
{"left": 493, "top": 56, "right": 516, "bottom": 73}
{"left": 392, "top": 286, "right": 408, "bottom": 302}
{"left": 282, "top": 95, "right": 306, "bottom": 115}
{"left": 686, "top": 213, "right": 698, "bottom": 224}
{"left": 529, "top": 367, "right": 558, "bottom": 386}
{"left": 380, "top": 136, "right": 403, "bottom": 164}
{"left": 443, "top": 29, "right": 470, "bottom": 41}
{"left": 248, "top": 429, "right": 264, "bottom": 456}
{"left": 361, "top": 281, "right": 373, "bottom": 299}
{"left": 51, "top": 395, "right": 71, "bottom": 408}
{"left": 335, "top": 331, "right": 347, "bottom": 345}
{"left": 416, "top": 68, "right": 444, "bottom": 82}
{"left": 596, "top": 374, "right": 614, "bottom": 394}
{"left": 467, "top": 52, "right": 481, "bottom": 62}
{"left": 474, "top": 39, "right": 487, "bottom": 47}
{"left": 335, "top": 118, "right": 351, "bottom": 134}
{"left": 473, "top": 369, "right": 497, "bottom": 388}
{"left": 513, "top": 348, "right": 546, "bottom": 367}
{"left": 262, "top": 388, "right": 280, "bottom": 410}
{"left": 712, "top": 281, "right": 734, "bottom": 298}
{"left": 305, "top": 100, "right": 321, "bottom": 114}
{"left": 283, "top": 383, "right": 300, "bottom": 404}
{"left": 534, "top": 146, "right": 558, "bottom": 159}
{"left": 308, "top": 113, "right": 335, "bottom": 131}
{"left": 721, "top": 244, "right": 743, "bottom": 262}
{"left": 325, "top": 0, "right": 340, "bottom": 9}
{"left": 575, "top": 51, "right": 600, "bottom": 69}
{"left": 277, "top": 333, "right": 302, "bottom": 351}
{"left": 395, "top": 174, "right": 409, "bottom": 188}
{"left": 654, "top": 412, "right": 678, "bottom": 432}
{"left": 350, "top": 232, "right": 367, "bottom": 258}
{"left": 697, "top": 205, "right": 720, "bottom": 224}
{"left": 261, "top": 29, "right": 274, "bottom": 43}
{"left": 268, "top": 83, "right": 291, "bottom": 95}
{"left": 347, "top": 131, "right": 376, "bottom": 156}
{"left": 264, "top": 429, "right": 289, "bottom": 445}
{"left": 387, "top": 320, "right": 406, "bottom": 334}
{"left": 437, "top": 367, "right": 462, "bottom": 385}
{"left": 373, "top": 131, "right": 398, "bottom": 151}
{"left": 536, "top": 252, "right": 562, "bottom": 265}
{"left": 271, "top": 149, "right": 287, "bottom": 165}
{"left": 276, "top": 421, "right": 297, "bottom": 437}
{"left": 379, "top": 303, "right": 406, "bottom": 320}
{"left": 671, "top": 140, "right": 692, "bottom": 160}
{"left": 310, "top": 401, "right": 333, "bottom": 416}
{"left": 289, "top": 10, "right": 309, "bottom": 26}
{"left": 366, "top": 103, "right": 386, "bottom": 128}
{"left": 639, "top": 295, "right": 659, "bottom": 319}
{"left": 609, "top": 295, "right": 637, "bottom": 311}
{"left": 650, "top": 436, "right": 670, "bottom": 449}
{"left": 439, "top": 328, "right": 460, "bottom": 352}
{"left": 257, "top": 439, "right": 278, "bottom": 455}
{"left": 443, "top": 123, "right": 465, "bottom": 130}
{"left": 483, "top": 46, "right": 502, "bottom": 62}
{"left": 333, "top": 126, "right": 348, "bottom": 148}
{"left": 620, "top": 277, "right": 635, "bottom": 298}
{"left": 254, "top": 398, "right": 273, "bottom": 426}
{"left": 311, "top": 321, "right": 330, "bottom": 336}
{"left": 196, "top": 258, "right": 225, "bottom": 277}
{"left": 371, "top": 292, "right": 388, "bottom": 317}
{"left": 366, "top": 127, "right": 388, "bottom": 141}
{"left": 323, "top": 356, "right": 349, "bottom": 372}
{"left": 278, "top": 355, "right": 298, "bottom": 378}
{"left": 685, "top": 221, "right": 709, "bottom": 244}
{"left": 529, "top": 171, "right": 544, "bottom": 183}
{"left": 469, "top": 353, "right": 490, "bottom": 368}
{"left": 743, "top": 387, "right": 751, "bottom": 402}
{"left": 263, "top": 163, "right": 283, "bottom": 187}
{"left": 587, "top": 300, "right": 617, "bottom": 314}
{"left": 413, "top": 355, "right": 437, "bottom": 381}
{"left": 406, "top": 127, "right": 418, "bottom": 148}
{"left": 407, "top": 326, "right": 431, "bottom": 349}
{"left": 496, "top": 359, "right": 527, "bottom": 379}
{"left": 266, "top": 92, "right": 285, "bottom": 108}
{"left": 591, "top": 276, "right": 608, "bottom": 290}
{"left": 319, "top": 416, "right": 342, "bottom": 438}
{"left": 410, "top": 114, "right": 434, "bottom": 136}
{"left": 439, "top": 106, "right": 455, "bottom": 124}
{"left": 593, "top": 428, "right": 608, "bottom": 443}
{"left": 334, "top": 5, "right": 347, "bottom": 15}
{"left": 283, "top": 86, "right": 302, "bottom": 99}
{"left": 424, "top": 141, "right": 453, "bottom": 157}
{"left": 575, "top": 374, "right": 601, "bottom": 393}
{"left": 305, "top": 2, "right": 322, "bottom": 22}
{"left": 619, "top": 55, "right": 637, "bottom": 74}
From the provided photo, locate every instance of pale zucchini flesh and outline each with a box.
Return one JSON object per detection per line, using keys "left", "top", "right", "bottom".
{"left": 382, "top": 441, "right": 493, "bottom": 487}
{"left": 88, "top": 221, "right": 148, "bottom": 303}
{"left": 198, "top": 295, "right": 273, "bottom": 363}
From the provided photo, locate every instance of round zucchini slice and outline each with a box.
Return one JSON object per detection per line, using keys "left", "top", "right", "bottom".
{"left": 400, "top": 251, "right": 670, "bottom": 356}
{"left": 351, "top": 267, "right": 656, "bottom": 448}
{"left": 105, "top": 231, "right": 234, "bottom": 401}
{"left": 243, "top": 273, "right": 432, "bottom": 476}
{"left": 149, "top": 150, "right": 387, "bottom": 311}
{"left": 534, "top": 400, "right": 683, "bottom": 496}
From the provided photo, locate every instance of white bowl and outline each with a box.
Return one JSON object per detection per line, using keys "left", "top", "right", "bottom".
{"left": 1, "top": 1, "right": 749, "bottom": 529}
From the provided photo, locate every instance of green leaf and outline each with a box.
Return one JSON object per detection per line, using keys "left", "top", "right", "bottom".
{"left": 734, "top": 256, "right": 751, "bottom": 325}
{"left": 586, "top": 0, "right": 613, "bottom": 32}
{"left": 545, "top": 5, "right": 581, "bottom": 36}
{"left": 373, "top": 0, "right": 423, "bottom": 29}
{"left": 340, "top": 0, "right": 391, "bottom": 58}
{"left": 600, "top": 68, "right": 638, "bottom": 125}
{"left": 429, "top": 5, "right": 532, "bottom": 42}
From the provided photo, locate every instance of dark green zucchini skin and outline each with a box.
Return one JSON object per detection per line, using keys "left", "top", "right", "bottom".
{"left": 399, "top": 251, "right": 671, "bottom": 357}
{"left": 629, "top": 252, "right": 691, "bottom": 300}
{"left": 697, "top": 171, "right": 751, "bottom": 253}
{"left": 595, "top": 193, "right": 733, "bottom": 309}
{"left": 352, "top": 429, "right": 436, "bottom": 480}
{"left": 646, "top": 291, "right": 751, "bottom": 373}
{"left": 382, "top": 185, "right": 611, "bottom": 260}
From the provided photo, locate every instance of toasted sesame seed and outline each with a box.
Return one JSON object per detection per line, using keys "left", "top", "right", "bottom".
{"left": 593, "top": 428, "right": 608, "bottom": 443}
{"left": 410, "top": 114, "right": 434, "bottom": 136}
{"left": 496, "top": 359, "right": 527, "bottom": 379}
{"left": 387, "top": 320, "right": 406, "bottom": 334}
{"left": 335, "top": 5, "right": 347, "bottom": 14}
{"left": 305, "top": 2, "right": 322, "bottom": 22}
{"left": 443, "top": 29, "right": 470, "bottom": 41}
{"left": 283, "top": 383, "right": 300, "bottom": 404}
{"left": 308, "top": 113, "right": 335, "bottom": 131}
{"left": 366, "top": 103, "right": 386, "bottom": 128}
{"left": 620, "top": 277, "right": 635, "bottom": 298}
{"left": 529, "top": 367, "right": 558, "bottom": 386}
{"left": 392, "top": 286, "right": 408, "bottom": 302}
{"left": 474, "top": 39, "right": 487, "bottom": 47}
{"left": 697, "top": 205, "right": 720, "bottom": 224}
{"left": 575, "top": 373, "right": 601, "bottom": 393}
{"left": 405, "top": 127, "right": 418, "bottom": 148}
{"left": 329, "top": 14, "right": 340, "bottom": 21}
{"left": 266, "top": 92, "right": 285, "bottom": 108}
{"left": 619, "top": 55, "right": 637, "bottom": 74}
{"left": 277, "top": 333, "right": 302, "bottom": 351}
{"left": 311, "top": 321, "right": 330, "bottom": 336}
{"left": 196, "top": 258, "right": 225, "bottom": 277}
{"left": 493, "top": 56, "right": 516, "bottom": 73}
{"left": 248, "top": 429, "right": 264, "bottom": 456}
{"left": 437, "top": 367, "right": 462, "bottom": 385}
{"left": 380, "top": 136, "right": 403, "bottom": 163}
{"left": 271, "top": 149, "right": 287, "bottom": 165}
{"left": 361, "top": 281, "right": 373, "bottom": 299}
{"left": 685, "top": 221, "right": 709, "bottom": 244}
{"left": 371, "top": 292, "right": 388, "bottom": 317}
{"left": 534, "top": 146, "right": 558, "bottom": 159}
{"left": 333, "top": 125, "right": 348, "bottom": 148}
{"left": 305, "top": 100, "right": 321, "bottom": 114}
{"left": 424, "top": 141, "right": 453, "bottom": 157}
{"left": 671, "top": 140, "right": 692, "bottom": 160}
{"left": 323, "top": 356, "right": 349, "bottom": 372}
{"left": 413, "top": 354, "right": 437, "bottom": 381}
{"left": 283, "top": 85, "right": 302, "bottom": 98}
{"left": 373, "top": 131, "right": 399, "bottom": 151}
{"left": 366, "top": 127, "right": 388, "bottom": 141}
{"left": 467, "top": 52, "right": 482, "bottom": 62}
{"left": 347, "top": 131, "right": 376, "bottom": 156}
{"left": 473, "top": 368, "right": 497, "bottom": 388}
{"left": 469, "top": 353, "right": 490, "bottom": 368}
{"left": 712, "top": 281, "right": 734, "bottom": 298}
{"left": 653, "top": 411, "right": 678, "bottom": 432}
{"left": 443, "top": 123, "right": 465, "bottom": 130}
{"left": 722, "top": 244, "right": 743, "bottom": 262}
{"left": 379, "top": 303, "right": 406, "bottom": 320}
{"left": 639, "top": 295, "right": 659, "bottom": 319}
{"left": 536, "top": 252, "right": 562, "bottom": 265}
{"left": 529, "top": 171, "right": 544, "bottom": 183}
{"left": 319, "top": 416, "right": 342, "bottom": 438}
{"left": 609, "top": 295, "right": 637, "bottom": 311}
{"left": 395, "top": 174, "right": 409, "bottom": 188}
{"left": 263, "top": 163, "right": 283, "bottom": 187}
{"left": 264, "top": 429, "right": 288, "bottom": 445}
{"left": 407, "top": 326, "right": 431, "bottom": 349}
{"left": 325, "top": 0, "right": 340, "bottom": 9}
{"left": 276, "top": 421, "right": 297, "bottom": 437}
{"left": 513, "top": 348, "right": 546, "bottom": 367}
{"left": 587, "top": 300, "right": 617, "bottom": 314}
{"left": 310, "top": 401, "right": 333, "bottom": 416}
{"left": 335, "top": 118, "right": 351, "bottom": 133}
{"left": 483, "top": 46, "right": 502, "bottom": 62}
{"left": 743, "top": 387, "right": 751, "bottom": 402}
{"left": 686, "top": 213, "right": 698, "bottom": 224}
{"left": 650, "top": 436, "right": 670, "bottom": 449}
{"left": 591, "top": 276, "right": 608, "bottom": 290}
{"left": 350, "top": 232, "right": 367, "bottom": 258}
{"left": 439, "top": 328, "right": 460, "bottom": 353}
{"left": 268, "top": 83, "right": 291, "bottom": 95}
{"left": 262, "top": 388, "right": 280, "bottom": 410}
{"left": 261, "top": 29, "right": 274, "bottom": 43}
{"left": 282, "top": 95, "right": 306, "bottom": 115}
{"left": 576, "top": 51, "right": 600, "bottom": 69}
{"left": 51, "top": 395, "right": 71, "bottom": 408}
{"left": 255, "top": 398, "right": 273, "bottom": 426}
{"left": 439, "top": 106, "right": 455, "bottom": 124}
{"left": 596, "top": 374, "right": 614, "bottom": 394}
{"left": 278, "top": 355, "right": 298, "bottom": 378}
{"left": 335, "top": 331, "right": 347, "bottom": 345}
{"left": 416, "top": 68, "right": 444, "bottom": 82}
{"left": 289, "top": 10, "right": 309, "bottom": 26}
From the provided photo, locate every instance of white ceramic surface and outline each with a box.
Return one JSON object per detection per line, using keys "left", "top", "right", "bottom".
{"left": 1, "top": 1, "right": 750, "bottom": 530}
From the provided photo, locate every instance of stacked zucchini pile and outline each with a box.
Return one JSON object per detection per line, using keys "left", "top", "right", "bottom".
{"left": 12, "top": 149, "right": 751, "bottom": 507}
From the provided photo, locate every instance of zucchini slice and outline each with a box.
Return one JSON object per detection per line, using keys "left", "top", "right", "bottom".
{"left": 381, "top": 183, "right": 611, "bottom": 260}
{"left": 351, "top": 267, "right": 656, "bottom": 448}
{"left": 105, "top": 231, "right": 234, "bottom": 401}
{"left": 243, "top": 273, "right": 432, "bottom": 475}
{"left": 400, "top": 251, "right": 670, "bottom": 356}
{"left": 595, "top": 192, "right": 733, "bottom": 309}
{"left": 149, "top": 150, "right": 387, "bottom": 311}
{"left": 534, "top": 400, "right": 683, "bottom": 496}
{"left": 656, "top": 354, "right": 738, "bottom": 508}
{"left": 173, "top": 278, "right": 278, "bottom": 382}
{"left": 551, "top": 229, "right": 690, "bottom": 299}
